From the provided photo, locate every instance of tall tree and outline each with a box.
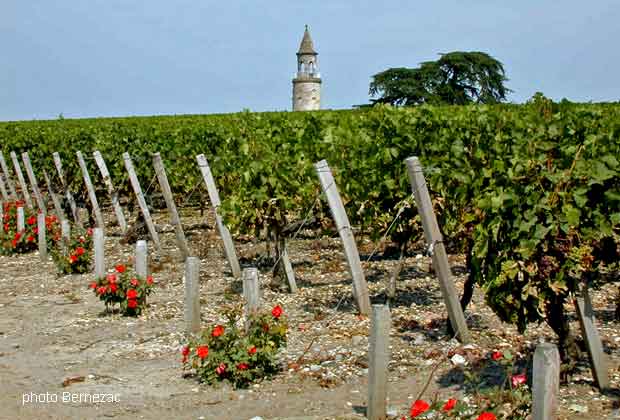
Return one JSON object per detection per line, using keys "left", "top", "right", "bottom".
{"left": 369, "top": 51, "right": 510, "bottom": 106}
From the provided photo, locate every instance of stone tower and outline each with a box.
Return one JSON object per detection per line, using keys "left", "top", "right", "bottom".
{"left": 292, "top": 25, "right": 321, "bottom": 111}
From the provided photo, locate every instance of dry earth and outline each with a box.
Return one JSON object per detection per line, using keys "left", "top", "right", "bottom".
{"left": 0, "top": 208, "right": 619, "bottom": 420}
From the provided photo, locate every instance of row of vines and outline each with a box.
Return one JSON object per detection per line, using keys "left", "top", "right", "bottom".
{"left": 1, "top": 98, "right": 619, "bottom": 362}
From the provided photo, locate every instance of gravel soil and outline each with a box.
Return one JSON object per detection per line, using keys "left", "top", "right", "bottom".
{"left": 0, "top": 208, "right": 618, "bottom": 420}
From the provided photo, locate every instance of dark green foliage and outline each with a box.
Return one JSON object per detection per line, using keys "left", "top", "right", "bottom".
{"left": 369, "top": 51, "right": 510, "bottom": 105}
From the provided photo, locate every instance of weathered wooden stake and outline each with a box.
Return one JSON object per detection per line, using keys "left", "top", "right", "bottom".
{"left": 152, "top": 153, "right": 189, "bottom": 259}
{"left": 16, "top": 206, "right": 25, "bottom": 231}
{"left": 575, "top": 285, "right": 610, "bottom": 390}
{"left": 93, "top": 151, "right": 127, "bottom": 234}
{"left": 135, "top": 240, "right": 148, "bottom": 278}
{"left": 280, "top": 244, "right": 298, "bottom": 293}
{"left": 368, "top": 304, "right": 391, "bottom": 420}
{"left": 196, "top": 154, "right": 241, "bottom": 278}
{"left": 184, "top": 256, "right": 201, "bottom": 334}
{"left": 52, "top": 152, "right": 79, "bottom": 223}
{"left": 42, "top": 169, "right": 66, "bottom": 220}
{"left": 76, "top": 151, "right": 105, "bottom": 229}
{"left": 405, "top": 157, "right": 470, "bottom": 343}
{"left": 21, "top": 152, "right": 46, "bottom": 216}
{"left": 0, "top": 173, "right": 8, "bottom": 201}
{"left": 10, "top": 151, "right": 33, "bottom": 209}
{"left": 242, "top": 268, "right": 261, "bottom": 330}
{"left": 0, "top": 151, "right": 18, "bottom": 199}
{"left": 122, "top": 152, "right": 162, "bottom": 253}
{"left": 37, "top": 212, "right": 47, "bottom": 260}
{"left": 93, "top": 227, "right": 105, "bottom": 279}
{"left": 314, "top": 159, "right": 371, "bottom": 316}
{"left": 61, "top": 219, "right": 70, "bottom": 254}
{"left": 532, "top": 343, "right": 560, "bottom": 420}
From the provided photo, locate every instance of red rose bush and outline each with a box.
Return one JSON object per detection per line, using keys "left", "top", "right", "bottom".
{"left": 400, "top": 350, "right": 531, "bottom": 419}
{"left": 182, "top": 304, "right": 287, "bottom": 388}
{"left": 0, "top": 201, "right": 54, "bottom": 255}
{"left": 89, "top": 264, "right": 155, "bottom": 316}
{"left": 51, "top": 226, "right": 92, "bottom": 274}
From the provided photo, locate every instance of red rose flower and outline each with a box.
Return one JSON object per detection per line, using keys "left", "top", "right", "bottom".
{"left": 76, "top": 247, "right": 85, "bottom": 256}
{"left": 14, "top": 232, "right": 21, "bottom": 240}
{"left": 271, "top": 305, "right": 283, "bottom": 319}
{"left": 96, "top": 286, "right": 106, "bottom": 295}
{"left": 127, "top": 299, "right": 138, "bottom": 309}
{"left": 110, "top": 283, "right": 118, "bottom": 293}
{"left": 106, "top": 273, "right": 117, "bottom": 283}
{"left": 215, "top": 363, "right": 226, "bottom": 375}
{"left": 491, "top": 351, "right": 503, "bottom": 361}
{"left": 27, "top": 216, "right": 36, "bottom": 225}
{"left": 442, "top": 398, "right": 457, "bottom": 412}
{"left": 34, "top": 227, "right": 39, "bottom": 234}
{"left": 476, "top": 413, "right": 497, "bottom": 420}
{"left": 181, "top": 346, "right": 190, "bottom": 363}
{"left": 115, "top": 264, "right": 126, "bottom": 274}
{"left": 511, "top": 373, "right": 527, "bottom": 388}
{"left": 126, "top": 289, "right": 138, "bottom": 299}
{"left": 89, "top": 282, "right": 97, "bottom": 289}
{"left": 146, "top": 276, "right": 154, "bottom": 285}
{"left": 248, "top": 346, "right": 257, "bottom": 355}
{"left": 27, "top": 236, "right": 34, "bottom": 243}
{"left": 3, "top": 223, "right": 9, "bottom": 232}
{"left": 78, "top": 237, "right": 85, "bottom": 244}
{"left": 11, "top": 239, "right": 17, "bottom": 248}
{"left": 410, "top": 400, "right": 430, "bottom": 418}
{"left": 130, "top": 278, "right": 139, "bottom": 286}
{"left": 237, "top": 363, "right": 249, "bottom": 370}
{"left": 196, "top": 346, "right": 209, "bottom": 359}
{"left": 69, "top": 255, "right": 78, "bottom": 264}
{"left": 212, "top": 325, "right": 225, "bottom": 337}
{"left": 87, "top": 228, "right": 93, "bottom": 236}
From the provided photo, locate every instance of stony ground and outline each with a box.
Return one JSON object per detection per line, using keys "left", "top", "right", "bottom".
{"left": 0, "top": 208, "right": 619, "bottom": 420}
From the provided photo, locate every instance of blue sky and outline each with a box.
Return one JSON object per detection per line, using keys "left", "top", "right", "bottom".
{"left": 1, "top": 1, "right": 618, "bottom": 121}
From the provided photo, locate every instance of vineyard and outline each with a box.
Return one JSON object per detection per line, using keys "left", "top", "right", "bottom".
{"left": 0, "top": 99, "right": 619, "bottom": 419}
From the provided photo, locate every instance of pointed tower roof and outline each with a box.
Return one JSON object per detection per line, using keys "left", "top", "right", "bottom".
{"left": 297, "top": 25, "right": 317, "bottom": 55}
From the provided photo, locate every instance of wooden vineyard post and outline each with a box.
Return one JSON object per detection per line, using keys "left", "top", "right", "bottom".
{"left": 242, "top": 268, "right": 260, "bottom": 330}
{"left": 10, "top": 151, "right": 33, "bottom": 210}
{"left": 37, "top": 212, "right": 47, "bottom": 261}
{"left": 17, "top": 206, "right": 25, "bottom": 231}
{"left": 0, "top": 172, "right": 8, "bottom": 201}
{"left": 280, "top": 244, "right": 298, "bottom": 293}
{"left": 405, "top": 157, "right": 470, "bottom": 343}
{"left": 575, "top": 285, "right": 610, "bottom": 390}
{"left": 93, "top": 151, "right": 127, "bottom": 234}
{"left": 76, "top": 151, "right": 105, "bottom": 229}
{"left": 52, "top": 152, "right": 79, "bottom": 223}
{"left": 42, "top": 169, "right": 66, "bottom": 220}
{"left": 195, "top": 154, "right": 241, "bottom": 278}
{"left": 0, "top": 151, "right": 18, "bottom": 199}
{"left": 135, "top": 240, "right": 148, "bottom": 279}
{"left": 184, "top": 256, "right": 201, "bottom": 334}
{"left": 532, "top": 343, "right": 560, "bottom": 420}
{"left": 314, "top": 159, "right": 371, "bottom": 316}
{"left": 152, "top": 153, "right": 190, "bottom": 260}
{"left": 21, "top": 152, "right": 46, "bottom": 216}
{"left": 122, "top": 152, "right": 162, "bottom": 254}
{"left": 93, "top": 227, "right": 105, "bottom": 279}
{"left": 61, "top": 219, "right": 70, "bottom": 254}
{"left": 367, "top": 304, "right": 391, "bottom": 420}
